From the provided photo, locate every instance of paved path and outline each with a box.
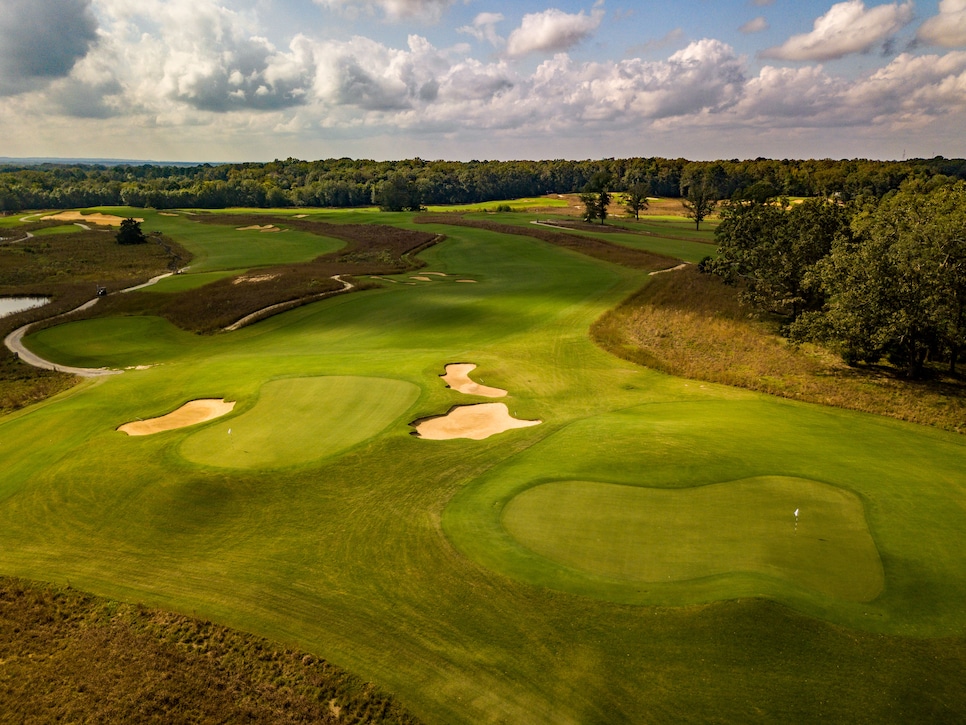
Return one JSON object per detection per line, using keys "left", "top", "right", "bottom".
{"left": 4, "top": 272, "right": 179, "bottom": 377}
{"left": 224, "top": 274, "right": 355, "bottom": 331}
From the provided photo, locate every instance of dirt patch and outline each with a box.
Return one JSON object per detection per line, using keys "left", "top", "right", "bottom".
{"left": 118, "top": 399, "right": 235, "bottom": 436}
{"left": 41, "top": 212, "right": 143, "bottom": 227}
{"left": 413, "top": 403, "right": 540, "bottom": 440}
{"left": 441, "top": 363, "right": 506, "bottom": 398}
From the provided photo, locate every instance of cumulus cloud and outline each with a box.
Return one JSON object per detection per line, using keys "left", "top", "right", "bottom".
{"left": 314, "top": 0, "right": 455, "bottom": 23}
{"left": 762, "top": 0, "right": 914, "bottom": 61}
{"left": 917, "top": 0, "right": 966, "bottom": 47}
{"left": 506, "top": 5, "right": 605, "bottom": 57}
{"left": 458, "top": 13, "right": 506, "bottom": 47}
{"left": 739, "top": 17, "right": 769, "bottom": 34}
{"left": 0, "top": 0, "right": 99, "bottom": 95}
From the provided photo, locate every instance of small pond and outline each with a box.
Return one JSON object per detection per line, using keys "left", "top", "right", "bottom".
{"left": 0, "top": 296, "right": 50, "bottom": 319}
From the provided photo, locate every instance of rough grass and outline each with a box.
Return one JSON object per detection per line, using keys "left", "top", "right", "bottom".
{"left": 418, "top": 213, "right": 674, "bottom": 271}
{"left": 0, "top": 577, "right": 421, "bottom": 724}
{"left": 592, "top": 266, "right": 966, "bottom": 434}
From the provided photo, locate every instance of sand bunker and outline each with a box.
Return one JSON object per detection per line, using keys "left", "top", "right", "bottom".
{"left": 41, "top": 211, "right": 143, "bottom": 227}
{"left": 159, "top": 212, "right": 179, "bottom": 217}
{"left": 233, "top": 273, "right": 279, "bottom": 285}
{"left": 118, "top": 399, "right": 235, "bottom": 436}
{"left": 413, "top": 403, "right": 540, "bottom": 441}
{"left": 441, "top": 363, "right": 507, "bottom": 398}
{"left": 410, "top": 276, "right": 432, "bottom": 282}
{"left": 423, "top": 272, "right": 448, "bottom": 277}
{"left": 456, "top": 279, "right": 477, "bottom": 283}
{"left": 237, "top": 224, "right": 281, "bottom": 232}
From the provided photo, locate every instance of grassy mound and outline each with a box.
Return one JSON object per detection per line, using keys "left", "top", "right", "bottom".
{"left": 502, "top": 476, "right": 882, "bottom": 601}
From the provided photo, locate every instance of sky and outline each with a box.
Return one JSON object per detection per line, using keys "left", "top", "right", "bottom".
{"left": 0, "top": 0, "right": 965, "bottom": 162}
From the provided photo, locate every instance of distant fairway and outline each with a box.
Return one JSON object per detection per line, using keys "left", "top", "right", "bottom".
{"left": 180, "top": 376, "right": 420, "bottom": 468}
{"left": 502, "top": 476, "right": 883, "bottom": 601}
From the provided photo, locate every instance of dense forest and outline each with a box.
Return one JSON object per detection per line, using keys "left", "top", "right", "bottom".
{"left": 2, "top": 156, "right": 966, "bottom": 212}
{"left": 710, "top": 179, "right": 966, "bottom": 379}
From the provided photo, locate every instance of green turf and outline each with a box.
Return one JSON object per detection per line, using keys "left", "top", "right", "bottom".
{"left": 501, "top": 476, "right": 882, "bottom": 601}
{"left": 179, "top": 376, "right": 420, "bottom": 469}
{"left": 2, "top": 206, "right": 966, "bottom": 723}
{"left": 30, "top": 224, "right": 83, "bottom": 236}
{"left": 147, "top": 270, "right": 239, "bottom": 292}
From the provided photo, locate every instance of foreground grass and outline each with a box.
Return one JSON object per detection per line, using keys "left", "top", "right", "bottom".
{"left": 0, "top": 577, "right": 420, "bottom": 724}
{"left": 592, "top": 266, "right": 966, "bottom": 433}
{"left": 3, "top": 209, "right": 966, "bottom": 723}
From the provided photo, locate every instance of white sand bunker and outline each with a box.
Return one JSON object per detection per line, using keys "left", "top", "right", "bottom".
{"left": 423, "top": 272, "right": 448, "bottom": 277}
{"left": 456, "top": 279, "right": 477, "bottom": 283}
{"left": 237, "top": 224, "right": 281, "bottom": 232}
{"left": 410, "top": 276, "right": 432, "bottom": 282}
{"left": 159, "top": 212, "right": 180, "bottom": 217}
{"left": 118, "top": 399, "right": 235, "bottom": 436}
{"left": 42, "top": 211, "right": 144, "bottom": 226}
{"left": 441, "top": 363, "right": 506, "bottom": 398}
{"left": 233, "top": 273, "right": 279, "bottom": 285}
{"left": 414, "top": 403, "right": 540, "bottom": 440}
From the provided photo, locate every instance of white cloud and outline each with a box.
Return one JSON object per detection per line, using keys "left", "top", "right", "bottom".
{"left": 917, "top": 0, "right": 966, "bottom": 47}
{"left": 739, "top": 17, "right": 769, "bottom": 34}
{"left": 458, "top": 12, "right": 506, "bottom": 47}
{"left": 762, "top": 0, "right": 914, "bottom": 61}
{"left": 314, "top": 0, "right": 455, "bottom": 23}
{"left": 505, "top": 5, "right": 605, "bottom": 58}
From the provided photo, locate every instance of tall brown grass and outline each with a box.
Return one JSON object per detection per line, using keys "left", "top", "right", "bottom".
{"left": 592, "top": 267, "right": 966, "bottom": 434}
{"left": 0, "top": 577, "right": 421, "bottom": 724}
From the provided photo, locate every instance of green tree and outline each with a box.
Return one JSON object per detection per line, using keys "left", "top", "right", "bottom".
{"left": 580, "top": 173, "right": 611, "bottom": 225}
{"left": 376, "top": 174, "right": 423, "bottom": 212}
{"left": 115, "top": 217, "right": 146, "bottom": 245}
{"left": 680, "top": 176, "right": 717, "bottom": 230}
{"left": 714, "top": 198, "right": 849, "bottom": 319}
{"left": 791, "top": 181, "right": 966, "bottom": 377}
{"left": 624, "top": 182, "right": 650, "bottom": 220}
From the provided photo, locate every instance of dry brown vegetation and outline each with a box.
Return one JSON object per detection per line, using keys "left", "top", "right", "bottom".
{"left": 418, "top": 214, "right": 674, "bottom": 271}
{"left": 161, "top": 215, "right": 440, "bottom": 332}
{"left": 0, "top": 577, "right": 420, "bottom": 724}
{"left": 0, "top": 226, "right": 191, "bottom": 415}
{"left": 593, "top": 266, "right": 966, "bottom": 434}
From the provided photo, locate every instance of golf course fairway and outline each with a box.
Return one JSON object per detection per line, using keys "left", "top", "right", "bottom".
{"left": 2, "top": 207, "right": 966, "bottom": 723}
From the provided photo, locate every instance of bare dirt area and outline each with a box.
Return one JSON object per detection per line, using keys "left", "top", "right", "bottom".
{"left": 118, "top": 399, "right": 235, "bottom": 435}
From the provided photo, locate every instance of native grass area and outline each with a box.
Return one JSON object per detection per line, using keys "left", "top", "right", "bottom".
{"left": 1, "top": 202, "right": 965, "bottom": 723}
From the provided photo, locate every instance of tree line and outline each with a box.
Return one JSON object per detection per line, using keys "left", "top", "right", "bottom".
{"left": 1, "top": 156, "right": 965, "bottom": 212}
{"left": 709, "top": 178, "right": 966, "bottom": 379}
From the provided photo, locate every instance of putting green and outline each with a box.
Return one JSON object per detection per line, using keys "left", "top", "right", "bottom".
{"left": 502, "top": 476, "right": 883, "bottom": 602}
{"left": 179, "top": 376, "right": 419, "bottom": 469}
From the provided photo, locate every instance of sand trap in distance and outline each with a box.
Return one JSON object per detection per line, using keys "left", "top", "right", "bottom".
{"left": 119, "top": 399, "right": 235, "bottom": 436}
{"left": 414, "top": 403, "right": 540, "bottom": 440}
{"left": 441, "top": 363, "right": 506, "bottom": 397}
{"left": 42, "top": 211, "right": 143, "bottom": 226}
{"left": 410, "top": 276, "right": 432, "bottom": 282}
{"left": 456, "top": 279, "right": 477, "bottom": 283}
{"left": 237, "top": 224, "right": 281, "bottom": 232}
